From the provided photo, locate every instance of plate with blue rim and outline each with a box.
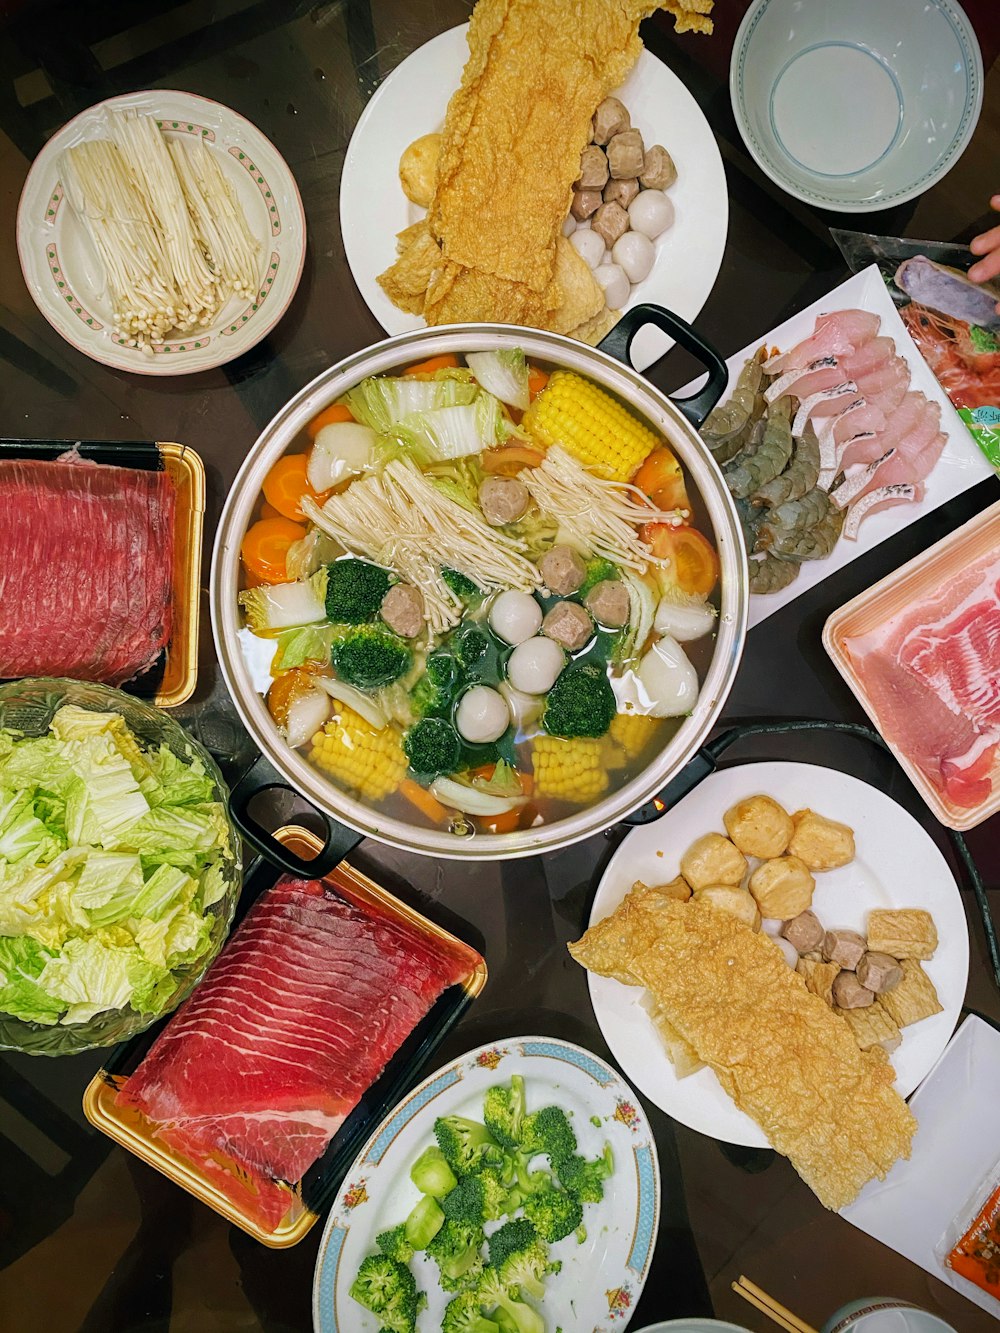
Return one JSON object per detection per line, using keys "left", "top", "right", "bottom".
{"left": 730, "top": 0, "right": 983, "bottom": 212}
{"left": 312, "top": 1035, "right": 660, "bottom": 1332}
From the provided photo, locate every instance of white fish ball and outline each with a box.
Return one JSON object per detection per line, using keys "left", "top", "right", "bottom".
{"left": 761, "top": 917, "right": 785, "bottom": 938}
{"left": 570, "top": 228, "right": 606, "bottom": 270}
{"left": 628, "top": 190, "right": 675, "bottom": 239}
{"left": 506, "top": 636, "right": 565, "bottom": 695}
{"left": 456, "top": 685, "right": 510, "bottom": 744}
{"left": 593, "top": 262, "right": 630, "bottom": 310}
{"left": 774, "top": 936, "right": 799, "bottom": 969}
{"left": 489, "top": 590, "right": 542, "bottom": 645}
{"left": 612, "top": 231, "right": 655, "bottom": 284}
{"left": 561, "top": 214, "right": 577, "bottom": 238}
{"left": 635, "top": 633, "right": 699, "bottom": 717}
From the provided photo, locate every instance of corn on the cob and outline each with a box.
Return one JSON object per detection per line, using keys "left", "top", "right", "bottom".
{"left": 309, "top": 706, "right": 406, "bottom": 801}
{"left": 522, "top": 370, "right": 659, "bottom": 482}
{"left": 532, "top": 735, "right": 609, "bottom": 802}
{"left": 610, "top": 711, "right": 659, "bottom": 758}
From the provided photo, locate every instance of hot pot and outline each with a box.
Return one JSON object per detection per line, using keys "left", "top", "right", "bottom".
{"left": 210, "top": 305, "right": 748, "bottom": 877}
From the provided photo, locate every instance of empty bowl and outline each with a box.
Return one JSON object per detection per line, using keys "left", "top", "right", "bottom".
{"left": 731, "top": 0, "right": 983, "bottom": 212}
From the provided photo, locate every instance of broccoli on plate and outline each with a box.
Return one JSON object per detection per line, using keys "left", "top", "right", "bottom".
{"left": 557, "top": 1143, "right": 615, "bottom": 1204}
{"left": 349, "top": 1253, "right": 420, "bottom": 1332}
{"left": 521, "top": 1185, "right": 583, "bottom": 1243}
{"left": 434, "top": 1115, "right": 503, "bottom": 1176}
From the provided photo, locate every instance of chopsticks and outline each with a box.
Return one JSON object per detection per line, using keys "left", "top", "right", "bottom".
{"left": 732, "top": 1275, "right": 818, "bottom": 1333}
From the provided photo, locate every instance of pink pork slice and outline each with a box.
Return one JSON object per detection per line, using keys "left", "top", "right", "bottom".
{"left": 118, "top": 877, "right": 477, "bottom": 1232}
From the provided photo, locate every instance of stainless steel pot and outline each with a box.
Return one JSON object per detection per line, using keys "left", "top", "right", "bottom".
{"left": 210, "top": 305, "right": 748, "bottom": 876}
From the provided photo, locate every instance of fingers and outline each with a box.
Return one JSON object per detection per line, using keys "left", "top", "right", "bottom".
{"left": 968, "top": 248, "right": 1000, "bottom": 285}
{"left": 970, "top": 223, "right": 1000, "bottom": 256}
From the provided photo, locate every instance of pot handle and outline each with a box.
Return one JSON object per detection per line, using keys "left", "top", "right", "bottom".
{"left": 597, "top": 302, "right": 729, "bottom": 428}
{"left": 228, "top": 753, "right": 363, "bottom": 879}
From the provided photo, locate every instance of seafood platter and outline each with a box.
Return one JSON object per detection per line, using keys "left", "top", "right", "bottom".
{"left": 4, "top": 0, "right": 1000, "bottom": 1330}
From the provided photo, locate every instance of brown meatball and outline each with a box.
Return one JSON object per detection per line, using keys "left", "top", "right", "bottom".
{"left": 576, "top": 145, "right": 609, "bottom": 191}
{"left": 782, "top": 909, "right": 825, "bottom": 955}
{"left": 591, "top": 201, "right": 629, "bottom": 248}
{"left": 640, "top": 145, "right": 677, "bottom": 190}
{"left": 592, "top": 97, "right": 631, "bottom": 146}
{"left": 570, "top": 189, "right": 602, "bottom": 221}
{"left": 584, "top": 579, "right": 630, "bottom": 628}
{"left": 542, "top": 600, "right": 593, "bottom": 651}
{"left": 823, "top": 929, "right": 867, "bottom": 971}
{"left": 831, "top": 971, "right": 875, "bottom": 1009}
{"left": 479, "top": 476, "right": 529, "bottom": 526}
{"left": 607, "top": 129, "right": 645, "bottom": 180}
{"left": 603, "top": 177, "right": 640, "bottom": 209}
{"left": 856, "top": 951, "right": 903, "bottom": 995}
{"left": 539, "top": 544, "right": 586, "bottom": 595}
{"left": 380, "top": 583, "right": 424, "bottom": 638}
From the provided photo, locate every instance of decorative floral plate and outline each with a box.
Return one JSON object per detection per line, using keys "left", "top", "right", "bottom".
{"left": 312, "top": 1036, "right": 660, "bottom": 1332}
{"left": 16, "top": 89, "right": 306, "bottom": 376}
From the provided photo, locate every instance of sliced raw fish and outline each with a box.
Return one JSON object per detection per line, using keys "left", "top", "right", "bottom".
{"left": 816, "top": 400, "right": 888, "bottom": 453}
{"left": 765, "top": 309, "right": 880, "bottom": 374}
{"left": 842, "top": 484, "right": 921, "bottom": 540}
{"left": 119, "top": 876, "right": 476, "bottom": 1231}
{"left": 838, "top": 336, "right": 895, "bottom": 380}
{"left": 836, "top": 432, "right": 882, "bottom": 470}
{"left": 866, "top": 377, "right": 909, "bottom": 417}
{"left": 765, "top": 357, "right": 843, "bottom": 404}
{"left": 854, "top": 356, "right": 910, "bottom": 401}
{"left": 792, "top": 382, "right": 858, "bottom": 435}
{"left": 831, "top": 449, "right": 897, "bottom": 509}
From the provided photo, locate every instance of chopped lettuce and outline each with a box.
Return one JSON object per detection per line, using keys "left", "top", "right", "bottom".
{"left": 273, "top": 623, "right": 337, "bottom": 672}
{"left": 466, "top": 349, "right": 530, "bottom": 411}
{"left": 0, "top": 707, "right": 236, "bottom": 1028}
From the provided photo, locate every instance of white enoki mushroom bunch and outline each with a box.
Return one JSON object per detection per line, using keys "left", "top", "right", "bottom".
{"left": 300, "top": 458, "right": 542, "bottom": 634}
{"left": 61, "top": 111, "right": 261, "bottom": 353}
{"left": 521, "top": 445, "right": 684, "bottom": 570}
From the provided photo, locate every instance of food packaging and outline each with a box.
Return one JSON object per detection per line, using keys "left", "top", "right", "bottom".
{"left": 935, "top": 1159, "right": 1000, "bottom": 1314}
{"left": 0, "top": 438, "right": 203, "bottom": 707}
{"left": 82, "top": 825, "right": 487, "bottom": 1247}
{"left": 823, "top": 499, "right": 1000, "bottom": 830}
{"left": 832, "top": 229, "right": 1000, "bottom": 473}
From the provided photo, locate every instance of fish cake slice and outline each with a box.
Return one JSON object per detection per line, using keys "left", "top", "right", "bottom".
{"left": 867, "top": 908, "right": 938, "bottom": 960}
{"left": 878, "top": 958, "right": 942, "bottom": 1028}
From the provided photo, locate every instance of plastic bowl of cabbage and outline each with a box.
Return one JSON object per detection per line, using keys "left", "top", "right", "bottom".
{"left": 211, "top": 308, "right": 748, "bottom": 870}
{"left": 0, "top": 678, "right": 242, "bottom": 1056}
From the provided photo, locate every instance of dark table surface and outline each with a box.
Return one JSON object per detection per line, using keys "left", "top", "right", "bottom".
{"left": 1, "top": 2, "right": 1000, "bottom": 1330}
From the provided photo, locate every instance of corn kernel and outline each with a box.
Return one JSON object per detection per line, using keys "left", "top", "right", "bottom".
{"left": 309, "top": 705, "right": 407, "bottom": 801}
{"left": 610, "top": 711, "right": 659, "bottom": 758}
{"left": 532, "top": 735, "right": 609, "bottom": 802}
{"left": 522, "top": 370, "right": 659, "bottom": 482}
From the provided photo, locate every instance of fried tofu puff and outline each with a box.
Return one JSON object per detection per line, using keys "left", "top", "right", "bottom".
{"left": 694, "top": 885, "right": 761, "bottom": 930}
{"left": 788, "top": 809, "right": 855, "bottom": 870}
{"left": 679, "top": 832, "right": 748, "bottom": 890}
{"left": 748, "top": 855, "right": 815, "bottom": 920}
{"left": 399, "top": 133, "right": 442, "bottom": 208}
{"left": 723, "top": 795, "right": 794, "bottom": 859}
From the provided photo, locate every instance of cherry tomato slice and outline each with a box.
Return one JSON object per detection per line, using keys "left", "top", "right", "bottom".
{"left": 633, "top": 446, "right": 690, "bottom": 513}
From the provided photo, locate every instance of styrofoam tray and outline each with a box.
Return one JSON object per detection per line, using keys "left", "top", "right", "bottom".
{"left": 824, "top": 499, "right": 1000, "bottom": 830}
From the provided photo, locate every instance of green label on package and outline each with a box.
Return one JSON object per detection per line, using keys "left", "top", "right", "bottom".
{"left": 958, "top": 407, "right": 1000, "bottom": 471}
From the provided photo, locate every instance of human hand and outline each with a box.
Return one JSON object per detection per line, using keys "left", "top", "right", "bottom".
{"left": 968, "top": 196, "right": 1000, "bottom": 309}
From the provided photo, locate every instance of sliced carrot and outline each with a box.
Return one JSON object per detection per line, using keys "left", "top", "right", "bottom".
{"left": 241, "top": 517, "right": 307, "bottom": 585}
{"left": 307, "top": 402, "right": 354, "bottom": 439}
{"left": 517, "top": 771, "right": 534, "bottom": 797}
{"left": 640, "top": 522, "right": 720, "bottom": 597}
{"left": 399, "top": 778, "right": 451, "bottom": 826}
{"left": 263, "top": 453, "right": 328, "bottom": 521}
{"left": 527, "top": 365, "right": 549, "bottom": 399}
{"left": 266, "top": 669, "right": 311, "bottom": 727}
{"left": 480, "top": 809, "right": 521, "bottom": 835}
{"left": 481, "top": 444, "right": 545, "bottom": 474}
{"left": 404, "top": 352, "right": 459, "bottom": 376}
{"left": 259, "top": 501, "right": 282, "bottom": 521}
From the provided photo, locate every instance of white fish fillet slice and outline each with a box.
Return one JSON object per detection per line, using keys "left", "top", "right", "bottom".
{"left": 843, "top": 483, "right": 922, "bottom": 539}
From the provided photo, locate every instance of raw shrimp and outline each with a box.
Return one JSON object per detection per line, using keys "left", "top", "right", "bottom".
{"left": 753, "top": 424, "right": 820, "bottom": 507}
{"left": 702, "top": 347, "right": 765, "bottom": 462}
{"left": 760, "top": 487, "right": 831, "bottom": 539}
{"left": 762, "top": 504, "right": 845, "bottom": 561}
{"left": 749, "top": 551, "right": 800, "bottom": 594}
{"left": 734, "top": 495, "right": 765, "bottom": 551}
{"left": 723, "top": 395, "right": 793, "bottom": 499}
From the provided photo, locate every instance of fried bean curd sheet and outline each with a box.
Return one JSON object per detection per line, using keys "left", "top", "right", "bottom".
{"left": 570, "top": 893, "right": 915, "bottom": 1210}
{"left": 430, "top": 0, "right": 666, "bottom": 292}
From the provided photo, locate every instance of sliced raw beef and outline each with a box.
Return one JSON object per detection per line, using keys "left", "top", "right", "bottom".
{"left": 118, "top": 877, "right": 478, "bottom": 1231}
{"left": 0, "top": 455, "right": 175, "bottom": 684}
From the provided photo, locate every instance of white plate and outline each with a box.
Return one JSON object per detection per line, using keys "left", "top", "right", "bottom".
{"left": 312, "top": 1036, "right": 660, "bottom": 1332}
{"left": 843, "top": 1015, "right": 1000, "bottom": 1318}
{"left": 586, "top": 761, "right": 968, "bottom": 1148}
{"left": 677, "top": 264, "right": 997, "bottom": 629}
{"left": 16, "top": 90, "right": 306, "bottom": 376}
{"left": 339, "top": 24, "right": 728, "bottom": 372}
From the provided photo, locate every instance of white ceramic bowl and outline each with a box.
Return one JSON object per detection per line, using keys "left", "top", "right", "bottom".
{"left": 730, "top": 0, "right": 983, "bottom": 212}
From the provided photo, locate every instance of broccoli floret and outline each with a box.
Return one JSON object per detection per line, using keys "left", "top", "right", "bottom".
{"left": 522, "top": 1186, "right": 583, "bottom": 1243}
{"left": 442, "top": 567, "right": 482, "bottom": 600}
{"left": 411, "top": 1143, "right": 459, "bottom": 1197}
{"left": 455, "top": 625, "right": 489, "bottom": 668}
{"left": 482, "top": 1076, "right": 527, "bottom": 1150}
{"left": 376, "top": 1223, "right": 414, "bottom": 1264}
{"left": 325, "top": 558, "right": 391, "bottom": 623}
{"left": 519, "top": 1105, "right": 577, "bottom": 1167}
{"left": 542, "top": 662, "right": 616, "bottom": 739}
{"left": 427, "top": 1218, "right": 486, "bottom": 1291}
{"left": 487, "top": 1220, "right": 558, "bottom": 1304}
{"left": 557, "top": 1143, "right": 614, "bottom": 1204}
{"left": 513, "top": 1156, "right": 551, "bottom": 1198}
{"left": 403, "top": 716, "right": 462, "bottom": 778}
{"left": 486, "top": 1220, "right": 539, "bottom": 1272}
{"left": 412, "top": 650, "right": 460, "bottom": 718}
{"left": 404, "top": 1192, "right": 445, "bottom": 1250}
{"left": 579, "top": 557, "right": 618, "bottom": 597}
{"left": 349, "top": 1253, "right": 419, "bottom": 1331}
{"left": 442, "top": 1164, "right": 515, "bottom": 1225}
{"left": 476, "top": 1267, "right": 545, "bottom": 1333}
{"left": 442, "top": 1291, "right": 500, "bottom": 1333}
{"left": 332, "top": 625, "right": 411, "bottom": 689}
{"left": 435, "top": 1115, "right": 503, "bottom": 1176}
